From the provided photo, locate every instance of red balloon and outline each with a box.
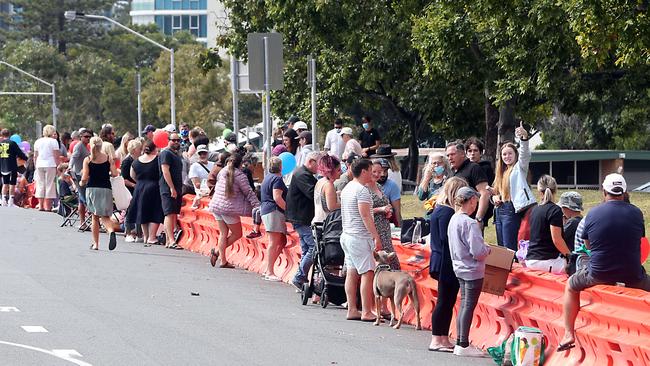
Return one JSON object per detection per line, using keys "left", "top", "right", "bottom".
{"left": 153, "top": 129, "right": 168, "bottom": 149}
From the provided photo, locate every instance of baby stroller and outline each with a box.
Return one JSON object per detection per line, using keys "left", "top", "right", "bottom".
{"left": 301, "top": 209, "right": 347, "bottom": 308}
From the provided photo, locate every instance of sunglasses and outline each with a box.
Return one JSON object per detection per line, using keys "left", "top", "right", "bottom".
{"left": 82, "top": 135, "right": 91, "bottom": 138}
{"left": 169, "top": 138, "right": 181, "bottom": 142}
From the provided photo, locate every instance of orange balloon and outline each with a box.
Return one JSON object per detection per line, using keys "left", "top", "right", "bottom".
{"left": 153, "top": 129, "right": 168, "bottom": 149}
{"left": 641, "top": 237, "right": 649, "bottom": 264}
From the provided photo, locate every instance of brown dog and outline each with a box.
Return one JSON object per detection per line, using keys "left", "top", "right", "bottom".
{"left": 373, "top": 250, "right": 422, "bottom": 330}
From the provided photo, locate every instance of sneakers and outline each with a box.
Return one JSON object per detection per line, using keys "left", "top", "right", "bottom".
{"left": 125, "top": 235, "right": 136, "bottom": 243}
{"left": 453, "top": 345, "right": 486, "bottom": 357}
{"left": 134, "top": 237, "right": 144, "bottom": 243}
{"left": 246, "top": 231, "right": 262, "bottom": 239}
{"left": 264, "top": 274, "right": 282, "bottom": 282}
{"left": 291, "top": 278, "right": 304, "bottom": 292}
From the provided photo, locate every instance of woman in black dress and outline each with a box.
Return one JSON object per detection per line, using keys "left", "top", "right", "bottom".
{"left": 127, "top": 139, "right": 164, "bottom": 244}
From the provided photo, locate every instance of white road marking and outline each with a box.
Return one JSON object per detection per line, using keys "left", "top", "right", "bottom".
{"left": 21, "top": 326, "right": 48, "bottom": 333}
{"left": 0, "top": 341, "right": 92, "bottom": 366}
{"left": 0, "top": 306, "right": 20, "bottom": 312}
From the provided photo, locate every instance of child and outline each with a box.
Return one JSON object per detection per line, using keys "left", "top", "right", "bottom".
{"left": 447, "top": 186, "right": 491, "bottom": 357}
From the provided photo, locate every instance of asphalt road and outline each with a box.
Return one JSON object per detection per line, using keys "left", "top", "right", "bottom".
{"left": 0, "top": 208, "right": 493, "bottom": 366}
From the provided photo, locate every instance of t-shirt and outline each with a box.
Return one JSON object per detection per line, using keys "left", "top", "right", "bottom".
{"left": 70, "top": 142, "right": 89, "bottom": 175}
{"left": 527, "top": 203, "right": 564, "bottom": 260}
{"left": 188, "top": 161, "right": 215, "bottom": 182}
{"left": 158, "top": 148, "right": 183, "bottom": 193}
{"left": 120, "top": 155, "right": 135, "bottom": 193}
{"left": 563, "top": 216, "right": 582, "bottom": 252}
{"left": 574, "top": 217, "right": 586, "bottom": 251}
{"left": 334, "top": 172, "right": 352, "bottom": 192}
{"left": 380, "top": 178, "right": 401, "bottom": 203}
{"left": 581, "top": 200, "right": 646, "bottom": 283}
{"left": 453, "top": 159, "right": 488, "bottom": 189}
{"left": 341, "top": 180, "right": 373, "bottom": 236}
{"left": 260, "top": 174, "right": 287, "bottom": 215}
{"left": 342, "top": 139, "right": 363, "bottom": 160}
{"left": 34, "top": 137, "right": 60, "bottom": 168}
{"left": 359, "top": 128, "right": 381, "bottom": 156}
{"left": 324, "top": 129, "right": 345, "bottom": 159}
{"left": 0, "top": 139, "right": 27, "bottom": 173}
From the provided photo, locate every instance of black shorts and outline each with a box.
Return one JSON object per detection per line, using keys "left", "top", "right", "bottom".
{"left": 161, "top": 193, "right": 183, "bottom": 216}
{"left": 1, "top": 171, "right": 17, "bottom": 185}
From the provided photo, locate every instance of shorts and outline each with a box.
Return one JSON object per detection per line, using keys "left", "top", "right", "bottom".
{"left": 1, "top": 171, "right": 17, "bottom": 185}
{"left": 213, "top": 213, "right": 241, "bottom": 225}
{"left": 161, "top": 192, "right": 182, "bottom": 216}
{"left": 86, "top": 187, "right": 114, "bottom": 217}
{"left": 340, "top": 232, "right": 375, "bottom": 275}
{"left": 261, "top": 210, "right": 286, "bottom": 233}
{"left": 569, "top": 263, "right": 650, "bottom": 292}
{"left": 525, "top": 256, "right": 567, "bottom": 275}
{"left": 35, "top": 167, "right": 57, "bottom": 199}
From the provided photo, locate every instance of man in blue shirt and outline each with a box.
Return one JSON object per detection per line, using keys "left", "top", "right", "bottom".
{"left": 558, "top": 174, "right": 650, "bottom": 352}
{"left": 373, "top": 158, "right": 402, "bottom": 227}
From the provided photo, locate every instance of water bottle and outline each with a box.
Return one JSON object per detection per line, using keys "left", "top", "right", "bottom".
{"left": 412, "top": 221, "right": 422, "bottom": 245}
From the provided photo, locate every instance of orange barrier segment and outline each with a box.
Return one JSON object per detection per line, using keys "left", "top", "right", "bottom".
{"left": 178, "top": 196, "right": 650, "bottom": 366}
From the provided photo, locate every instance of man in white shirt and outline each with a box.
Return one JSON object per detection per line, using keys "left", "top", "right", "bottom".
{"left": 188, "top": 145, "right": 214, "bottom": 208}
{"left": 324, "top": 118, "right": 345, "bottom": 159}
{"left": 340, "top": 127, "right": 363, "bottom": 160}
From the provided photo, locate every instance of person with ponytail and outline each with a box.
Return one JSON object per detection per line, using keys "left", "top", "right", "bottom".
{"left": 80, "top": 136, "right": 119, "bottom": 251}
{"left": 208, "top": 153, "right": 260, "bottom": 268}
{"left": 492, "top": 122, "right": 537, "bottom": 251}
{"left": 525, "top": 175, "right": 572, "bottom": 274}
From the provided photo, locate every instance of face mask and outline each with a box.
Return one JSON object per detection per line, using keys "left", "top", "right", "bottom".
{"left": 335, "top": 128, "right": 341, "bottom": 133}
{"left": 434, "top": 166, "right": 445, "bottom": 175}
{"left": 362, "top": 123, "right": 369, "bottom": 130}
{"left": 341, "top": 164, "right": 348, "bottom": 174}
{"left": 180, "top": 130, "right": 189, "bottom": 138}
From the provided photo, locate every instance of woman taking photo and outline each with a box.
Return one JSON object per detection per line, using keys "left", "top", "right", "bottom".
{"left": 260, "top": 157, "right": 289, "bottom": 282}
{"left": 369, "top": 160, "right": 400, "bottom": 270}
{"left": 127, "top": 139, "right": 164, "bottom": 245}
{"left": 428, "top": 177, "right": 467, "bottom": 352}
{"left": 492, "top": 122, "right": 537, "bottom": 251}
{"left": 525, "top": 175, "right": 572, "bottom": 274}
{"left": 33, "top": 124, "right": 61, "bottom": 212}
{"left": 80, "top": 137, "right": 119, "bottom": 251}
{"left": 312, "top": 154, "right": 342, "bottom": 224}
{"left": 417, "top": 152, "right": 449, "bottom": 201}
{"left": 208, "top": 153, "right": 260, "bottom": 268}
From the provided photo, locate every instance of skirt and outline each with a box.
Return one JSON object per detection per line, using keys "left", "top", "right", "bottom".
{"left": 86, "top": 187, "right": 113, "bottom": 217}
{"left": 262, "top": 210, "right": 286, "bottom": 233}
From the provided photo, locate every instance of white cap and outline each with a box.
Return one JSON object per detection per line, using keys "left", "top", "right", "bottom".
{"left": 293, "top": 121, "right": 308, "bottom": 131}
{"left": 196, "top": 144, "right": 209, "bottom": 153}
{"left": 163, "top": 124, "right": 176, "bottom": 133}
{"left": 338, "top": 127, "right": 354, "bottom": 136}
{"left": 602, "top": 173, "right": 626, "bottom": 195}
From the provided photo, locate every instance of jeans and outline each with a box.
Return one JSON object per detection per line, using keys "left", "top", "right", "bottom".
{"left": 457, "top": 278, "right": 484, "bottom": 348}
{"left": 431, "top": 277, "right": 460, "bottom": 336}
{"left": 495, "top": 201, "right": 520, "bottom": 251}
{"left": 293, "top": 223, "right": 315, "bottom": 284}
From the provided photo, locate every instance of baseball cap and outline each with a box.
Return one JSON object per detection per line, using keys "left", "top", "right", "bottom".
{"left": 372, "top": 158, "right": 390, "bottom": 169}
{"left": 296, "top": 131, "right": 312, "bottom": 142}
{"left": 225, "top": 132, "right": 237, "bottom": 143}
{"left": 196, "top": 144, "right": 209, "bottom": 154}
{"left": 293, "top": 121, "right": 308, "bottom": 131}
{"left": 455, "top": 186, "right": 480, "bottom": 200}
{"left": 559, "top": 191, "right": 583, "bottom": 212}
{"left": 272, "top": 144, "right": 288, "bottom": 156}
{"left": 338, "top": 127, "right": 354, "bottom": 136}
{"left": 142, "top": 125, "right": 156, "bottom": 134}
{"left": 163, "top": 124, "right": 176, "bottom": 133}
{"left": 345, "top": 152, "right": 360, "bottom": 165}
{"left": 287, "top": 115, "right": 300, "bottom": 124}
{"left": 602, "top": 173, "right": 626, "bottom": 195}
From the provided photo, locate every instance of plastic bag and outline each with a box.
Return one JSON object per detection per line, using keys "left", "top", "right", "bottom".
{"left": 110, "top": 176, "right": 132, "bottom": 210}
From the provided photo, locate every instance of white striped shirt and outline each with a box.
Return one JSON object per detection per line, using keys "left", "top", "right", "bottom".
{"left": 341, "top": 180, "right": 372, "bottom": 236}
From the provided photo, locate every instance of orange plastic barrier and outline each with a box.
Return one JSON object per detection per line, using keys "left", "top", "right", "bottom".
{"left": 178, "top": 196, "right": 650, "bottom": 366}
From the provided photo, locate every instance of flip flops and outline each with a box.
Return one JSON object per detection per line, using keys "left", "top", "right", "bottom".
{"left": 108, "top": 232, "right": 117, "bottom": 251}
{"left": 557, "top": 342, "right": 576, "bottom": 352}
{"left": 428, "top": 346, "right": 454, "bottom": 353}
{"left": 210, "top": 248, "right": 219, "bottom": 267}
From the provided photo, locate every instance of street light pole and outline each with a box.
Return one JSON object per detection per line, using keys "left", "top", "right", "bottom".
{"left": 0, "top": 60, "right": 58, "bottom": 129}
{"left": 64, "top": 11, "right": 176, "bottom": 128}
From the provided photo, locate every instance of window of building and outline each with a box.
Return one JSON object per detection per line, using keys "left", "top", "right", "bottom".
{"left": 190, "top": 15, "right": 199, "bottom": 36}
{"left": 172, "top": 15, "right": 181, "bottom": 33}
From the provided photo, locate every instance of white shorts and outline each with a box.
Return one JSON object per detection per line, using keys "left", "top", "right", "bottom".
{"left": 340, "top": 232, "right": 375, "bottom": 275}
{"left": 525, "top": 256, "right": 566, "bottom": 274}
{"left": 212, "top": 213, "right": 241, "bottom": 225}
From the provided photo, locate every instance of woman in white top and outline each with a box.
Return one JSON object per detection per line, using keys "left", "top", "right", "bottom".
{"left": 33, "top": 124, "right": 61, "bottom": 211}
{"left": 312, "top": 154, "right": 342, "bottom": 224}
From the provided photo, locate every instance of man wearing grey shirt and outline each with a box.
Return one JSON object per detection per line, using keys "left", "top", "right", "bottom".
{"left": 70, "top": 129, "right": 92, "bottom": 226}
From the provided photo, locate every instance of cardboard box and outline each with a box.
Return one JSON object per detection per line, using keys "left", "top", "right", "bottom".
{"left": 482, "top": 244, "right": 515, "bottom": 296}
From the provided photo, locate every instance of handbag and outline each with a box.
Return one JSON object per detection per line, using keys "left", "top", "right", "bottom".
{"left": 400, "top": 217, "right": 430, "bottom": 243}
{"left": 110, "top": 176, "right": 132, "bottom": 210}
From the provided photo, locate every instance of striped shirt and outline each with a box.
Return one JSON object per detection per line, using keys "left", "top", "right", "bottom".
{"left": 341, "top": 180, "right": 372, "bottom": 236}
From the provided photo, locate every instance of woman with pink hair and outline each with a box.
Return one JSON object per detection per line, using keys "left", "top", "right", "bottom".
{"left": 312, "top": 154, "right": 342, "bottom": 224}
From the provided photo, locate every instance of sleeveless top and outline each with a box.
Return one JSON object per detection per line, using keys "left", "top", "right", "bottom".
{"left": 87, "top": 160, "right": 111, "bottom": 189}
{"left": 312, "top": 180, "right": 332, "bottom": 224}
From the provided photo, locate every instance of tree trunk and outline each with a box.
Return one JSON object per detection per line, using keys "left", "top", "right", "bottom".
{"left": 57, "top": 1, "right": 66, "bottom": 54}
{"left": 407, "top": 118, "right": 420, "bottom": 181}
{"left": 498, "top": 99, "right": 516, "bottom": 145}
{"left": 484, "top": 88, "right": 499, "bottom": 164}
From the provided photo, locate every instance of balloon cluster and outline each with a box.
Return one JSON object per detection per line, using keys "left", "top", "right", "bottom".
{"left": 8, "top": 134, "right": 31, "bottom": 153}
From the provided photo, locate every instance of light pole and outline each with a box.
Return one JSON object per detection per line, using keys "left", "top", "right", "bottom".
{"left": 0, "top": 60, "right": 58, "bottom": 129}
{"left": 64, "top": 11, "right": 176, "bottom": 128}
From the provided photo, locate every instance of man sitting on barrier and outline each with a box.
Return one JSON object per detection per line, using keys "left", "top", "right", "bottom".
{"left": 559, "top": 173, "right": 649, "bottom": 351}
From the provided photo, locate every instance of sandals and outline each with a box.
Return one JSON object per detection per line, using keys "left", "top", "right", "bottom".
{"left": 167, "top": 243, "right": 183, "bottom": 250}
{"left": 210, "top": 248, "right": 219, "bottom": 267}
{"left": 89, "top": 244, "right": 98, "bottom": 250}
{"left": 108, "top": 232, "right": 117, "bottom": 251}
{"left": 557, "top": 342, "right": 576, "bottom": 352}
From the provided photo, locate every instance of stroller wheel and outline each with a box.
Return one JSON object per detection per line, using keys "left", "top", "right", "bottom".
{"left": 320, "top": 290, "right": 328, "bottom": 308}
{"left": 301, "top": 283, "right": 312, "bottom": 306}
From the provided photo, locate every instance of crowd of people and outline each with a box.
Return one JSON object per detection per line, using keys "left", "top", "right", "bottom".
{"left": 1, "top": 115, "right": 648, "bottom": 358}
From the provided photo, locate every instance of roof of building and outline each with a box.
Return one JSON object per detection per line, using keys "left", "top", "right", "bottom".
{"left": 529, "top": 150, "right": 650, "bottom": 162}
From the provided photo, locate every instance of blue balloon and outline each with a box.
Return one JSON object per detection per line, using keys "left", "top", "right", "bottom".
{"left": 279, "top": 152, "right": 296, "bottom": 176}
{"left": 9, "top": 134, "right": 21, "bottom": 144}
